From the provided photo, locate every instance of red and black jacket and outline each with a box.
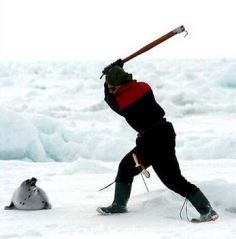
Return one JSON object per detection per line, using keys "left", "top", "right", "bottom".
{"left": 104, "top": 80, "right": 165, "bottom": 133}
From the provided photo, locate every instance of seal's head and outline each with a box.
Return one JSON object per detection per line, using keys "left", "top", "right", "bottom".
{"left": 22, "top": 177, "right": 37, "bottom": 187}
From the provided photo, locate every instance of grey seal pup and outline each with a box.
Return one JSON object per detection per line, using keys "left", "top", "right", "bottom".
{"left": 4, "top": 177, "right": 52, "bottom": 210}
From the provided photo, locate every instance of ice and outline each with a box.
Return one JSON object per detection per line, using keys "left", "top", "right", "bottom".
{"left": 0, "top": 59, "right": 235, "bottom": 162}
{"left": 0, "top": 59, "right": 236, "bottom": 238}
{"left": 0, "top": 107, "right": 46, "bottom": 161}
{"left": 1, "top": 159, "right": 236, "bottom": 239}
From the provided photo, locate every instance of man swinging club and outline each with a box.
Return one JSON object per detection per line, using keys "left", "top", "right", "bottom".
{"left": 97, "top": 27, "right": 219, "bottom": 222}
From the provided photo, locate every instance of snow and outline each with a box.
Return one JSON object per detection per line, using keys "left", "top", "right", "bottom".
{"left": 0, "top": 59, "right": 236, "bottom": 238}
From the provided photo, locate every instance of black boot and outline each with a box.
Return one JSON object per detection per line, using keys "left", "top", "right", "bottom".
{"left": 189, "top": 190, "right": 219, "bottom": 222}
{"left": 97, "top": 182, "right": 132, "bottom": 215}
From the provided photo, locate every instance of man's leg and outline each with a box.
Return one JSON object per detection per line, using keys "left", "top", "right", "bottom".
{"left": 97, "top": 149, "right": 146, "bottom": 214}
{"left": 151, "top": 142, "right": 218, "bottom": 221}
{"left": 152, "top": 153, "right": 199, "bottom": 198}
{"left": 115, "top": 149, "right": 143, "bottom": 183}
{"left": 137, "top": 121, "right": 218, "bottom": 221}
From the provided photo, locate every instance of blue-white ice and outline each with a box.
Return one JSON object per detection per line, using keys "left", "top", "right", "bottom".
{"left": 0, "top": 59, "right": 235, "bottom": 162}
{"left": 1, "top": 60, "right": 236, "bottom": 239}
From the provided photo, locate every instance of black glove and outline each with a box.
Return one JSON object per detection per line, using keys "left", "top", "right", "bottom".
{"left": 101, "top": 59, "right": 124, "bottom": 78}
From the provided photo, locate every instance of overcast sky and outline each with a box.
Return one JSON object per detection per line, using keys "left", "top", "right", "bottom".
{"left": 0, "top": 0, "right": 235, "bottom": 61}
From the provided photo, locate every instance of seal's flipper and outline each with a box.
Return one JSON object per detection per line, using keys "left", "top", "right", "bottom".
{"left": 4, "top": 202, "right": 15, "bottom": 210}
{"left": 43, "top": 201, "right": 52, "bottom": 209}
{"left": 38, "top": 188, "right": 52, "bottom": 209}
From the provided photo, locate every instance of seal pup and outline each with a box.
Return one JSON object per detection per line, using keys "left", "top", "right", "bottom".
{"left": 4, "top": 177, "right": 52, "bottom": 210}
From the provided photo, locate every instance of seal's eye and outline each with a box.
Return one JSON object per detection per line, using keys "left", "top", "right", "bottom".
{"left": 25, "top": 180, "right": 30, "bottom": 184}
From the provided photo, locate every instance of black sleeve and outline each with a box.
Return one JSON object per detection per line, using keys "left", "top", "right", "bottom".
{"left": 104, "top": 83, "right": 123, "bottom": 116}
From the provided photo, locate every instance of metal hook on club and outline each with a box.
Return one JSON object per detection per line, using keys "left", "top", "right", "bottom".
{"left": 183, "top": 30, "right": 188, "bottom": 38}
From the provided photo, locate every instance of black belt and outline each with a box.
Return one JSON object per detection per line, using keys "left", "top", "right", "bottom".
{"left": 137, "top": 118, "right": 167, "bottom": 138}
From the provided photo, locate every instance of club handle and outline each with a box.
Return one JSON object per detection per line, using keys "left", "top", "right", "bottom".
{"left": 122, "top": 25, "right": 186, "bottom": 63}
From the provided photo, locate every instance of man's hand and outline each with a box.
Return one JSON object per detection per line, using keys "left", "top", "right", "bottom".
{"left": 100, "top": 59, "right": 124, "bottom": 79}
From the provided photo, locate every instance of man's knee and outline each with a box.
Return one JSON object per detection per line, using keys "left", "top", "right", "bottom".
{"left": 115, "top": 175, "right": 134, "bottom": 184}
{"left": 160, "top": 175, "right": 198, "bottom": 198}
{"left": 115, "top": 154, "right": 139, "bottom": 183}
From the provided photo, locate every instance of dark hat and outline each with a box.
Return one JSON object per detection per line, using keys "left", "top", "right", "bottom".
{"left": 105, "top": 66, "right": 132, "bottom": 87}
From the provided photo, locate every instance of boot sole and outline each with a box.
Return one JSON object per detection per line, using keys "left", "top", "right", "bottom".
{"left": 96, "top": 207, "right": 128, "bottom": 215}
{"left": 96, "top": 207, "right": 111, "bottom": 215}
{"left": 191, "top": 214, "right": 219, "bottom": 223}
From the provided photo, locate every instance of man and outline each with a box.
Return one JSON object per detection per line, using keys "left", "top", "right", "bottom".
{"left": 97, "top": 61, "right": 219, "bottom": 222}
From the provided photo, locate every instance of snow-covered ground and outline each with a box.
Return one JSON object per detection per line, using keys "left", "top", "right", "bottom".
{"left": 0, "top": 59, "right": 236, "bottom": 238}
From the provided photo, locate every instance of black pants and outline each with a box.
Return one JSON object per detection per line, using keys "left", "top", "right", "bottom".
{"left": 115, "top": 121, "right": 199, "bottom": 199}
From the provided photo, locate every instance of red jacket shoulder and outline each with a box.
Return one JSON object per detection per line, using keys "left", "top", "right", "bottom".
{"left": 113, "top": 80, "right": 151, "bottom": 110}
